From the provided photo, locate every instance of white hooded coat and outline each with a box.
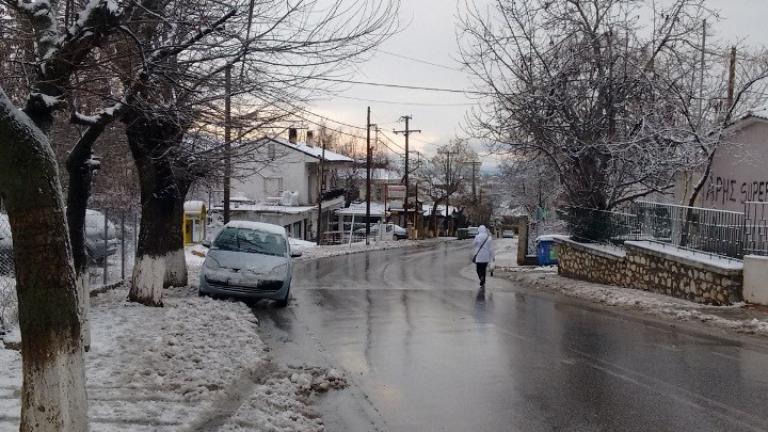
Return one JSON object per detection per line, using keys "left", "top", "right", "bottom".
{"left": 472, "top": 225, "right": 494, "bottom": 264}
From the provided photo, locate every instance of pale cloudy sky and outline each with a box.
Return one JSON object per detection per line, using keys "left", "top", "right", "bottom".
{"left": 309, "top": 0, "right": 768, "bottom": 171}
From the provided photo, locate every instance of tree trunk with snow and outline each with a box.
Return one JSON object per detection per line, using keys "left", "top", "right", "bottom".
{"left": 0, "top": 89, "right": 88, "bottom": 431}
{"left": 125, "top": 112, "right": 186, "bottom": 306}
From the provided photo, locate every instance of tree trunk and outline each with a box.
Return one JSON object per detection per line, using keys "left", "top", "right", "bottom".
{"left": 164, "top": 181, "right": 190, "bottom": 288}
{"left": 125, "top": 112, "right": 186, "bottom": 306}
{"left": 431, "top": 202, "right": 439, "bottom": 238}
{"left": 0, "top": 89, "right": 88, "bottom": 431}
{"left": 65, "top": 128, "right": 103, "bottom": 351}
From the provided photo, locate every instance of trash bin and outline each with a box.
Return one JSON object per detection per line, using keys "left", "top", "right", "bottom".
{"left": 536, "top": 236, "right": 558, "bottom": 266}
{"left": 457, "top": 228, "right": 469, "bottom": 240}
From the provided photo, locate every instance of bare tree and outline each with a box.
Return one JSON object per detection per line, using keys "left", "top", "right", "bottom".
{"left": 421, "top": 139, "right": 475, "bottom": 236}
{"left": 0, "top": 0, "right": 127, "bottom": 426}
{"left": 458, "top": 0, "right": 743, "bottom": 239}
{"left": 98, "top": 0, "right": 399, "bottom": 305}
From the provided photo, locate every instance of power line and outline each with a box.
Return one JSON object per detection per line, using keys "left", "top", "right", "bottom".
{"left": 375, "top": 49, "right": 466, "bottom": 73}
{"left": 329, "top": 94, "right": 476, "bottom": 107}
{"left": 311, "top": 77, "right": 491, "bottom": 95}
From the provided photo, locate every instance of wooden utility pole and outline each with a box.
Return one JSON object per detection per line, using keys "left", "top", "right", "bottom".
{"left": 394, "top": 115, "right": 421, "bottom": 229}
{"left": 366, "top": 107, "right": 372, "bottom": 246}
{"left": 444, "top": 150, "right": 452, "bottom": 236}
{"left": 316, "top": 132, "right": 326, "bottom": 243}
{"left": 223, "top": 65, "right": 232, "bottom": 224}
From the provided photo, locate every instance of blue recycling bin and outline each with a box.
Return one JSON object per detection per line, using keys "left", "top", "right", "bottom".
{"left": 536, "top": 237, "right": 558, "bottom": 266}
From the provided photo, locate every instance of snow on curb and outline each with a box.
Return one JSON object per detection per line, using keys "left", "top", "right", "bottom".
{"left": 502, "top": 269, "right": 768, "bottom": 338}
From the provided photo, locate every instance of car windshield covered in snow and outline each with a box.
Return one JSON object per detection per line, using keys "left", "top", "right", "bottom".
{"left": 213, "top": 227, "right": 287, "bottom": 257}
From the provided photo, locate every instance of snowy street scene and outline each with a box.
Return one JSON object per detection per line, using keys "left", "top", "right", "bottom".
{"left": 6, "top": 0, "right": 768, "bottom": 431}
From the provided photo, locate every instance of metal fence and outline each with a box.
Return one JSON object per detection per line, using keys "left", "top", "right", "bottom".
{"left": 0, "top": 208, "right": 138, "bottom": 331}
{"left": 744, "top": 201, "right": 768, "bottom": 256}
{"left": 561, "top": 201, "right": 755, "bottom": 259}
{"left": 634, "top": 201, "right": 745, "bottom": 258}
{"left": 560, "top": 206, "right": 640, "bottom": 244}
{"left": 84, "top": 208, "right": 139, "bottom": 290}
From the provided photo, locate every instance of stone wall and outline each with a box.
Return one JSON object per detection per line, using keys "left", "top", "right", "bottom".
{"left": 555, "top": 238, "right": 743, "bottom": 306}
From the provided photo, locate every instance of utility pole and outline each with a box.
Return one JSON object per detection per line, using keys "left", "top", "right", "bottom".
{"left": 394, "top": 116, "right": 421, "bottom": 230}
{"left": 444, "top": 150, "right": 452, "bottom": 236}
{"left": 316, "top": 133, "right": 326, "bottom": 244}
{"left": 698, "top": 19, "right": 707, "bottom": 127}
{"left": 366, "top": 107, "right": 372, "bottom": 246}
{"left": 413, "top": 151, "right": 421, "bottom": 235}
{"left": 726, "top": 46, "right": 737, "bottom": 112}
{"left": 223, "top": 65, "right": 232, "bottom": 224}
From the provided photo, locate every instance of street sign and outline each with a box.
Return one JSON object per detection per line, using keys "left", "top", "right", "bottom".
{"left": 387, "top": 185, "right": 406, "bottom": 200}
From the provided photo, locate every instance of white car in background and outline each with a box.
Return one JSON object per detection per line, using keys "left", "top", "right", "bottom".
{"left": 355, "top": 223, "right": 407, "bottom": 240}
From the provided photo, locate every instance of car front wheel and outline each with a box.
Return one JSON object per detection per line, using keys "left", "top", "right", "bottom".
{"left": 275, "top": 288, "right": 290, "bottom": 308}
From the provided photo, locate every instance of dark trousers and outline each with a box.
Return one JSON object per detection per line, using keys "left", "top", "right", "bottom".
{"left": 476, "top": 262, "right": 488, "bottom": 286}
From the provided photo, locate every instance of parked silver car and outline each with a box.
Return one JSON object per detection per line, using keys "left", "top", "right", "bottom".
{"left": 199, "top": 221, "right": 301, "bottom": 307}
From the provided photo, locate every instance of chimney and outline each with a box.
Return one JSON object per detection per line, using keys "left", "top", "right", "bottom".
{"left": 306, "top": 130, "right": 315, "bottom": 147}
{"left": 288, "top": 128, "right": 298, "bottom": 144}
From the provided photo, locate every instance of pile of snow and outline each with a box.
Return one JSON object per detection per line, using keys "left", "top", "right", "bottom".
{"left": 289, "top": 238, "right": 317, "bottom": 252}
{"left": 218, "top": 367, "right": 347, "bottom": 431}
{"left": 0, "top": 255, "right": 345, "bottom": 431}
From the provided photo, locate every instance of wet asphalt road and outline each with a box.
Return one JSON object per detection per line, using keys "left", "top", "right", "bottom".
{"left": 253, "top": 241, "right": 768, "bottom": 432}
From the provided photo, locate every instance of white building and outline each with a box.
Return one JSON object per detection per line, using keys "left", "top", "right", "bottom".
{"left": 216, "top": 130, "right": 353, "bottom": 240}
{"left": 233, "top": 131, "right": 353, "bottom": 206}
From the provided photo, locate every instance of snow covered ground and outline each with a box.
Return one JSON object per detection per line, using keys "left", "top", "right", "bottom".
{"left": 495, "top": 239, "right": 768, "bottom": 338}
{"left": 0, "top": 254, "right": 344, "bottom": 431}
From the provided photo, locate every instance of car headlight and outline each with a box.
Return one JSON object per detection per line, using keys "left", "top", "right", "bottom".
{"left": 204, "top": 257, "right": 221, "bottom": 269}
{"left": 269, "top": 263, "right": 289, "bottom": 276}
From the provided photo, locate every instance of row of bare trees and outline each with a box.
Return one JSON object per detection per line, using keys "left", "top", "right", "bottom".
{"left": 459, "top": 0, "right": 768, "bottom": 239}
{"left": 0, "top": 0, "right": 398, "bottom": 428}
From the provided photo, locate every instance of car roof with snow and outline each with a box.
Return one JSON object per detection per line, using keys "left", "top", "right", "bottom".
{"left": 224, "top": 220, "right": 287, "bottom": 235}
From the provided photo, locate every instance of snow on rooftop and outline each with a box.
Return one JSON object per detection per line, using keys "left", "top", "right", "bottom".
{"left": 337, "top": 202, "right": 386, "bottom": 216}
{"left": 267, "top": 137, "right": 353, "bottom": 162}
{"left": 184, "top": 200, "right": 206, "bottom": 213}
{"left": 213, "top": 203, "right": 317, "bottom": 215}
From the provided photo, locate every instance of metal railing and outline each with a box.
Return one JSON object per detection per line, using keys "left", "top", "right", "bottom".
{"left": 562, "top": 201, "right": 752, "bottom": 259}
{"left": 744, "top": 201, "right": 768, "bottom": 256}
{"left": 560, "top": 206, "right": 640, "bottom": 244}
{"left": 635, "top": 201, "right": 745, "bottom": 258}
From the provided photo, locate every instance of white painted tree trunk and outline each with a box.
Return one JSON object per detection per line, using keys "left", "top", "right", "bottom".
{"left": 163, "top": 248, "right": 188, "bottom": 288}
{"left": 129, "top": 255, "right": 167, "bottom": 306}
{"left": 21, "top": 342, "right": 89, "bottom": 432}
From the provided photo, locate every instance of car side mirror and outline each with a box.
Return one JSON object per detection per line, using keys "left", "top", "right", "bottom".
{"left": 291, "top": 250, "right": 303, "bottom": 258}
{"left": 201, "top": 239, "right": 211, "bottom": 248}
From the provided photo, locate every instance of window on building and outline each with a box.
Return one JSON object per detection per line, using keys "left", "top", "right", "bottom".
{"left": 268, "top": 142, "right": 276, "bottom": 160}
{"left": 264, "top": 177, "right": 283, "bottom": 196}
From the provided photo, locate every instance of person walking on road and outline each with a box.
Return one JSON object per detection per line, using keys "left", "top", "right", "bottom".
{"left": 472, "top": 225, "right": 494, "bottom": 288}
